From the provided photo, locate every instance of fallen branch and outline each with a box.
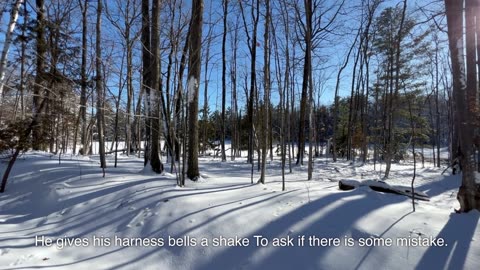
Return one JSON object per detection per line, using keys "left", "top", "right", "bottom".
{"left": 338, "top": 179, "right": 430, "bottom": 201}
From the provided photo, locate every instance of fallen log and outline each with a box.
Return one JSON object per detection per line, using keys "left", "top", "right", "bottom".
{"left": 338, "top": 179, "right": 430, "bottom": 201}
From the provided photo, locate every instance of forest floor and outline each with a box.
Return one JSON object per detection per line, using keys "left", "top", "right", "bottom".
{"left": 0, "top": 151, "right": 478, "bottom": 270}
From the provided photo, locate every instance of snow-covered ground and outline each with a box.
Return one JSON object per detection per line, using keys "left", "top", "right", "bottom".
{"left": 0, "top": 152, "right": 478, "bottom": 270}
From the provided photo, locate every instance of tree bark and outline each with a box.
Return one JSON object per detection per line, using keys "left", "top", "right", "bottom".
{"left": 221, "top": 0, "right": 228, "bottom": 162}
{"left": 296, "top": 0, "right": 312, "bottom": 166}
{"left": 445, "top": 0, "right": 480, "bottom": 212}
{"left": 239, "top": 0, "right": 259, "bottom": 165}
{"left": 150, "top": 0, "right": 163, "bottom": 174}
{"left": 96, "top": 0, "right": 106, "bottom": 174}
{"left": 259, "top": 0, "right": 270, "bottom": 184}
{"left": 141, "top": 0, "right": 151, "bottom": 166}
{"left": 186, "top": 0, "right": 204, "bottom": 180}
{"left": 32, "top": 0, "right": 46, "bottom": 150}
{"left": 78, "top": 0, "right": 88, "bottom": 155}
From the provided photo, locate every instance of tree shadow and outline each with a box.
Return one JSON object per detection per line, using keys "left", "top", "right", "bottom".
{"left": 415, "top": 211, "right": 479, "bottom": 270}
{"left": 190, "top": 188, "right": 406, "bottom": 270}
{"left": 354, "top": 211, "right": 414, "bottom": 270}
{"left": 415, "top": 174, "right": 460, "bottom": 198}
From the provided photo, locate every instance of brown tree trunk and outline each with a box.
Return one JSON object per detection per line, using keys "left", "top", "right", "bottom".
{"left": 96, "top": 0, "right": 106, "bottom": 174}
{"left": 384, "top": 0, "right": 407, "bottom": 179}
{"left": 259, "top": 0, "right": 270, "bottom": 184}
{"left": 445, "top": 0, "right": 480, "bottom": 212}
{"left": 186, "top": 0, "right": 204, "bottom": 180}
{"left": 239, "top": 0, "right": 259, "bottom": 165}
{"left": 150, "top": 0, "right": 163, "bottom": 174}
{"left": 32, "top": 0, "right": 46, "bottom": 150}
{"left": 141, "top": 0, "right": 151, "bottom": 166}
{"left": 297, "top": 0, "right": 312, "bottom": 166}
{"left": 221, "top": 0, "right": 228, "bottom": 162}
{"left": 78, "top": 0, "right": 88, "bottom": 155}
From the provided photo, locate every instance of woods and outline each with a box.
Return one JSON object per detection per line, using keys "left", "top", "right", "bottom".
{"left": 0, "top": 0, "right": 479, "bottom": 212}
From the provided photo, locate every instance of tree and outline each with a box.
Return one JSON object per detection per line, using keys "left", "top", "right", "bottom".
{"left": 220, "top": 0, "right": 228, "bottom": 162}
{"left": 259, "top": 0, "right": 270, "bottom": 184}
{"left": 31, "top": 0, "right": 47, "bottom": 150}
{"left": 372, "top": 2, "right": 408, "bottom": 178}
{"left": 186, "top": 0, "right": 204, "bottom": 180}
{"left": 149, "top": 0, "right": 163, "bottom": 173}
{"left": 0, "top": 0, "right": 24, "bottom": 105}
{"left": 295, "top": 0, "right": 344, "bottom": 167}
{"left": 76, "top": 0, "right": 89, "bottom": 155}
{"left": 239, "top": 0, "right": 260, "bottom": 167}
{"left": 141, "top": 0, "right": 151, "bottom": 166}
{"left": 445, "top": 0, "right": 480, "bottom": 212}
{"left": 104, "top": 0, "right": 141, "bottom": 157}
{"left": 332, "top": 29, "right": 358, "bottom": 162}
{"left": 96, "top": 0, "right": 106, "bottom": 174}
{"left": 296, "top": 0, "right": 313, "bottom": 166}
{"left": 229, "top": 12, "right": 240, "bottom": 161}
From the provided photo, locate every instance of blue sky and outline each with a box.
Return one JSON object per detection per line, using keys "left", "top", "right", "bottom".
{"left": 0, "top": 0, "right": 447, "bottom": 114}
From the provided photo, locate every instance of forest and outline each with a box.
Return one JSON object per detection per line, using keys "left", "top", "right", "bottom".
{"left": 0, "top": 0, "right": 479, "bottom": 269}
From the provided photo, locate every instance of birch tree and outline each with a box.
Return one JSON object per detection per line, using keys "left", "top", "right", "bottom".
{"left": 0, "top": 0, "right": 24, "bottom": 105}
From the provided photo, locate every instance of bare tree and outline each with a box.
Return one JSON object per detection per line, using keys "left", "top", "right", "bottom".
{"left": 149, "top": 0, "right": 163, "bottom": 173}
{"left": 141, "top": 0, "right": 151, "bottom": 166}
{"left": 229, "top": 13, "right": 240, "bottom": 160}
{"left": 75, "top": 0, "right": 89, "bottom": 155}
{"left": 445, "top": 0, "right": 480, "bottom": 212}
{"left": 295, "top": 0, "right": 344, "bottom": 166}
{"left": 239, "top": 0, "right": 260, "bottom": 167}
{"left": 104, "top": 0, "right": 141, "bottom": 157}
{"left": 295, "top": 0, "right": 312, "bottom": 166}
{"left": 186, "top": 0, "right": 204, "bottom": 180}
{"left": 259, "top": 0, "right": 270, "bottom": 184}
{"left": 201, "top": 3, "right": 213, "bottom": 157}
{"left": 220, "top": 0, "right": 228, "bottom": 162}
{"left": 96, "top": 0, "right": 106, "bottom": 175}
{"left": 31, "top": 0, "right": 47, "bottom": 150}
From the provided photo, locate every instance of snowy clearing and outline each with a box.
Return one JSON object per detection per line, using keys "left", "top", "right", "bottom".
{"left": 0, "top": 152, "right": 478, "bottom": 270}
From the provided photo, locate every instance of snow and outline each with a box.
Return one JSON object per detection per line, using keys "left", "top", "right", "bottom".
{"left": 187, "top": 76, "right": 197, "bottom": 103}
{"left": 0, "top": 151, "right": 479, "bottom": 269}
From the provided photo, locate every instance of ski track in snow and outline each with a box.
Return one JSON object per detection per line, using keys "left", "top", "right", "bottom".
{"left": 0, "top": 151, "right": 478, "bottom": 270}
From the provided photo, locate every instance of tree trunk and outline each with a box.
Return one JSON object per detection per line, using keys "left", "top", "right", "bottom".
{"left": 32, "top": 0, "right": 46, "bottom": 150}
{"left": 149, "top": 0, "right": 163, "bottom": 174}
{"left": 202, "top": 22, "right": 212, "bottom": 156}
{"left": 230, "top": 17, "right": 239, "bottom": 161}
{"left": 96, "top": 0, "right": 106, "bottom": 174}
{"left": 77, "top": 0, "right": 88, "bottom": 155}
{"left": 297, "top": 0, "right": 312, "bottom": 166}
{"left": 220, "top": 0, "right": 228, "bottom": 162}
{"left": 18, "top": 0, "right": 27, "bottom": 120}
{"left": 239, "top": 0, "right": 259, "bottom": 165}
{"left": 259, "top": 0, "right": 270, "bottom": 184}
{"left": 445, "top": 0, "right": 480, "bottom": 212}
{"left": 384, "top": 0, "right": 407, "bottom": 179}
{"left": 141, "top": 0, "right": 151, "bottom": 166}
{"left": 186, "top": 0, "right": 204, "bottom": 180}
